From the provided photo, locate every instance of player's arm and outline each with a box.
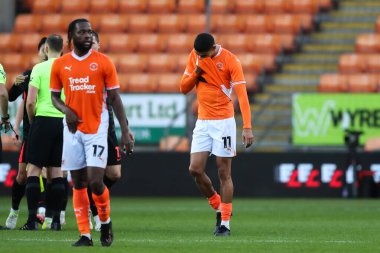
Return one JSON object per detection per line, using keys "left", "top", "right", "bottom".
{"left": 9, "top": 71, "right": 29, "bottom": 102}
{"left": 180, "top": 52, "right": 201, "bottom": 94}
{"left": 26, "top": 85, "right": 38, "bottom": 124}
{"left": 108, "top": 88, "right": 134, "bottom": 154}
{"left": 230, "top": 56, "right": 254, "bottom": 148}
{"left": 12, "top": 100, "right": 23, "bottom": 143}
{"left": 51, "top": 91, "right": 79, "bottom": 133}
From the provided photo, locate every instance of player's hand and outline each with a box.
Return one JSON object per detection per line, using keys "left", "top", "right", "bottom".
{"left": 121, "top": 129, "right": 134, "bottom": 155}
{"left": 65, "top": 109, "right": 79, "bottom": 134}
{"left": 14, "top": 74, "right": 28, "bottom": 86}
{"left": 194, "top": 66, "right": 204, "bottom": 76}
{"left": 242, "top": 128, "right": 254, "bottom": 148}
{"left": 11, "top": 127, "right": 21, "bottom": 144}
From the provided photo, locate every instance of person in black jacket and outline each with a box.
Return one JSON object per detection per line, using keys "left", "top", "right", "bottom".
{"left": 3, "top": 37, "right": 47, "bottom": 229}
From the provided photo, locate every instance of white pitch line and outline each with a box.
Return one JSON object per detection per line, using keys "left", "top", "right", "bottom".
{"left": 3, "top": 238, "right": 368, "bottom": 244}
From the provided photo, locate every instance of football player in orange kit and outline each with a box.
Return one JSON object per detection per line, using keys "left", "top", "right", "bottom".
{"left": 180, "top": 33, "right": 254, "bottom": 237}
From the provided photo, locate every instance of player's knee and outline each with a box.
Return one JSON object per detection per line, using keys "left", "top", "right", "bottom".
{"left": 218, "top": 169, "right": 231, "bottom": 182}
{"left": 89, "top": 180, "right": 104, "bottom": 195}
{"left": 106, "top": 169, "right": 121, "bottom": 181}
{"left": 16, "top": 173, "right": 27, "bottom": 185}
{"left": 189, "top": 165, "right": 202, "bottom": 178}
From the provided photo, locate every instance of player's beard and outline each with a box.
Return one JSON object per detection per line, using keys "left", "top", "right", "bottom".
{"left": 74, "top": 39, "right": 92, "bottom": 53}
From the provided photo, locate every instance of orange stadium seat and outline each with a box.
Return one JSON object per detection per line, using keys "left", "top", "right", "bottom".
{"left": 339, "top": 54, "right": 366, "bottom": 73}
{"left": 186, "top": 14, "right": 209, "bottom": 33}
{"left": 156, "top": 74, "right": 181, "bottom": 93}
{"left": 118, "top": 0, "right": 147, "bottom": 13}
{"left": 243, "top": 73, "right": 258, "bottom": 92}
{"left": 238, "top": 54, "right": 263, "bottom": 74}
{"left": 62, "top": 14, "right": 91, "bottom": 31}
{"left": 157, "top": 15, "right": 186, "bottom": 33}
{"left": 319, "top": 74, "right": 348, "bottom": 92}
{"left": 20, "top": 34, "right": 45, "bottom": 53}
{"left": 32, "top": 0, "right": 61, "bottom": 13}
{"left": 366, "top": 55, "right": 380, "bottom": 73}
{"left": 166, "top": 34, "right": 194, "bottom": 53}
{"left": 127, "top": 15, "right": 157, "bottom": 33}
{"left": 159, "top": 136, "right": 189, "bottom": 151}
{"left": 178, "top": 0, "right": 205, "bottom": 13}
{"left": 240, "top": 53, "right": 277, "bottom": 72}
{"left": 41, "top": 14, "right": 65, "bottom": 33}
{"left": 176, "top": 54, "right": 189, "bottom": 72}
{"left": 234, "top": 0, "right": 264, "bottom": 13}
{"left": 98, "top": 14, "right": 128, "bottom": 33}
{"left": 147, "top": 0, "right": 176, "bottom": 13}
{"left": 211, "top": 0, "right": 233, "bottom": 13}
{"left": 244, "top": 15, "right": 271, "bottom": 33}
{"left": 288, "top": 0, "right": 318, "bottom": 14}
{"left": 135, "top": 34, "right": 167, "bottom": 53}
{"left": 212, "top": 15, "right": 245, "bottom": 33}
{"left": 147, "top": 54, "right": 177, "bottom": 73}
{"left": 318, "top": 0, "right": 332, "bottom": 10}
{"left": 2, "top": 54, "right": 28, "bottom": 72}
{"left": 106, "top": 53, "right": 120, "bottom": 69}
{"left": 0, "top": 34, "right": 20, "bottom": 52}
{"left": 107, "top": 34, "right": 136, "bottom": 53}
{"left": 218, "top": 34, "right": 251, "bottom": 53}
{"left": 89, "top": 0, "right": 118, "bottom": 13}
{"left": 347, "top": 74, "right": 378, "bottom": 92}
{"left": 297, "top": 14, "right": 313, "bottom": 32}
{"left": 376, "top": 16, "right": 380, "bottom": 33}
{"left": 276, "top": 34, "right": 296, "bottom": 52}
{"left": 119, "top": 54, "right": 148, "bottom": 73}
{"left": 264, "top": 0, "right": 289, "bottom": 13}
{"left": 271, "top": 14, "right": 301, "bottom": 34}
{"left": 249, "top": 34, "right": 282, "bottom": 54}
{"left": 356, "top": 34, "right": 380, "bottom": 53}
{"left": 127, "top": 74, "right": 157, "bottom": 93}
{"left": 61, "top": 0, "right": 90, "bottom": 13}
{"left": 118, "top": 74, "right": 129, "bottom": 92}
{"left": 14, "top": 14, "right": 42, "bottom": 33}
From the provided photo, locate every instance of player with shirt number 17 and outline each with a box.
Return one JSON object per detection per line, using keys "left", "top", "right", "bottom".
{"left": 50, "top": 19, "right": 134, "bottom": 247}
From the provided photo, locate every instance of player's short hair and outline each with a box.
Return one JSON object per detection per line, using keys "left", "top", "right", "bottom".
{"left": 46, "top": 34, "right": 63, "bottom": 53}
{"left": 194, "top": 33, "right": 215, "bottom": 53}
{"left": 92, "top": 31, "right": 99, "bottom": 43}
{"left": 67, "top": 18, "right": 90, "bottom": 49}
{"left": 37, "top": 37, "right": 47, "bottom": 51}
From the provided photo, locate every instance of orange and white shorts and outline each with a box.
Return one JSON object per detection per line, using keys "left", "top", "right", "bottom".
{"left": 191, "top": 117, "right": 236, "bottom": 157}
{"left": 61, "top": 119, "right": 109, "bottom": 171}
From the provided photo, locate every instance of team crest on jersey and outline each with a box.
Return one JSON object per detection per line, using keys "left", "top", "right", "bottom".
{"left": 216, "top": 62, "right": 223, "bottom": 70}
{"left": 89, "top": 62, "right": 98, "bottom": 71}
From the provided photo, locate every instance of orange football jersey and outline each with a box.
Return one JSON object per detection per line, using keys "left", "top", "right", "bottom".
{"left": 50, "top": 50, "right": 119, "bottom": 134}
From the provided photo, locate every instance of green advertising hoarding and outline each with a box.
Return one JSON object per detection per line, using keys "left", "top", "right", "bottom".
{"left": 116, "top": 94, "right": 186, "bottom": 143}
{"left": 292, "top": 94, "right": 380, "bottom": 145}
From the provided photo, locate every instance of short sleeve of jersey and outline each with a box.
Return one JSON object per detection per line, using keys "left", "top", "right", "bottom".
{"left": 29, "top": 64, "right": 41, "bottom": 89}
{"left": 0, "top": 64, "right": 6, "bottom": 84}
{"left": 50, "top": 59, "right": 63, "bottom": 92}
{"left": 184, "top": 50, "right": 196, "bottom": 76}
{"left": 103, "top": 56, "right": 119, "bottom": 90}
{"left": 229, "top": 55, "right": 246, "bottom": 86}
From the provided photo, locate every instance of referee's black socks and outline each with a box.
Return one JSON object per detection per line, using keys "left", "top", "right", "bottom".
{"left": 51, "top": 177, "right": 65, "bottom": 223}
{"left": 25, "top": 176, "right": 40, "bottom": 221}
{"left": 12, "top": 179, "right": 26, "bottom": 211}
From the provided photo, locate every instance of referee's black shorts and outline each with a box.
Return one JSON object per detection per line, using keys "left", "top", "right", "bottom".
{"left": 27, "top": 116, "right": 63, "bottom": 168}
{"left": 107, "top": 130, "right": 121, "bottom": 166}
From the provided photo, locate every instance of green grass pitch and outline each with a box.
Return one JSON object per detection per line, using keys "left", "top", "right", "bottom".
{"left": 0, "top": 197, "right": 380, "bottom": 253}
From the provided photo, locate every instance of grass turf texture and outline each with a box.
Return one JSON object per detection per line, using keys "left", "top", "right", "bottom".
{"left": 0, "top": 197, "right": 379, "bottom": 253}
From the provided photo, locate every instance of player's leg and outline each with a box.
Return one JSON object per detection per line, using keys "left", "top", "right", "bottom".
{"left": 87, "top": 186, "right": 97, "bottom": 230}
{"left": 5, "top": 161, "right": 27, "bottom": 229}
{"left": 60, "top": 171, "right": 69, "bottom": 225}
{"left": 20, "top": 164, "right": 42, "bottom": 230}
{"left": 215, "top": 156, "right": 233, "bottom": 236}
{"left": 84, "top": 123, "right": 113, "bottom": 246}
{"left": 210, "top": 117, "right": 236, "bottom": 237}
